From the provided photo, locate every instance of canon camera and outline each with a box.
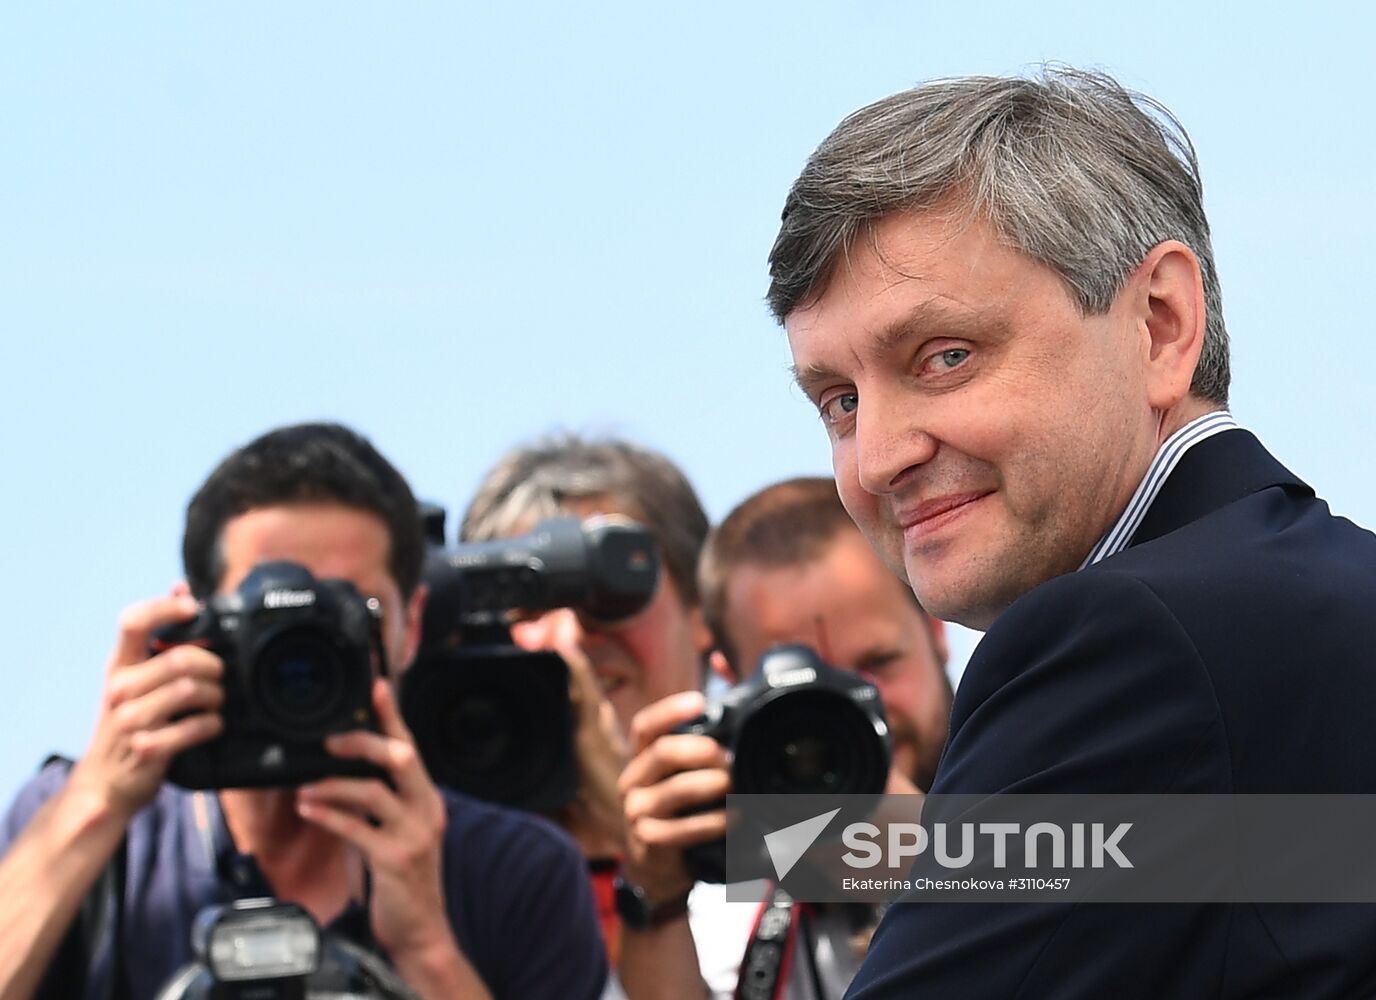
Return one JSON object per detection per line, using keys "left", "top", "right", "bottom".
{"left": 678, "top": 644, "right": 892, "bottom": 882}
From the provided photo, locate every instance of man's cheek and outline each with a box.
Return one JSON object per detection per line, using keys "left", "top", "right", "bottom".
{"left": 876, "top": 687, "right": 919, "bottom": 733}
{"left": 832, "top": 452, "right": 866, "bottom": 512}
{"left": 874, "top": 686, "right": 906, "bottom": 731}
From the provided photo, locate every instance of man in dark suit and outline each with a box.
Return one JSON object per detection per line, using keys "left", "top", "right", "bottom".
{"left": 768, "top": 68, "right": 1376, "bottom": 997}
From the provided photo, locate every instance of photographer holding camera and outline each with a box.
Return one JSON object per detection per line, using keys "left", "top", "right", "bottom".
{"left": 617, "top": 477, "right": 952, "bottom": 999}
{"left": 457, "top": 433, "right": 713, "bottom": 981}
{"left": 0, "top": 423, "right": 607, "bottom": 1000}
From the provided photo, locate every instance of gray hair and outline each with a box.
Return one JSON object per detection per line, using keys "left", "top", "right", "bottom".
{"left": 767, "top": 67, "right": 1230, "bottom": 404}
{"left": 459, "top": 432, "right": 710, "bottom": 606}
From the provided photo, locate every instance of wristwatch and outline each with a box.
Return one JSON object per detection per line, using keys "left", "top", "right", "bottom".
{"left": 613, "top": 874, "right": 691, "bottom": 930}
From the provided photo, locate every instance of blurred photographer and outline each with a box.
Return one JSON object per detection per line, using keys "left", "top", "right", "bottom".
{"left": 0, "top": 423, "right": 606, "bottom": 1000}
{"left": 617, "top": 477, "right": 952, "bottom": 999}
{"left": 458, "top": 433, "right": 712, "bottom": 965}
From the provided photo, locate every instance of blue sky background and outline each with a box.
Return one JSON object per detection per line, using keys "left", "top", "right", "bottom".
{"left": 2, "top": 3, "right": 1372, "bottom": 805}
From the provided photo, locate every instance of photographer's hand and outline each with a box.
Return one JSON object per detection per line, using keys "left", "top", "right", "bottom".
{"left": 561, "top": 641, "right": 631, "bottom": 858}
{"left": 616, "top": 692, "right": 730, "bottom": 1000}
{"left": 619, "top": 691, "right": 730, "bottom": 901}
{"left": 297, "top": 679, "right": 493, "bottom": 1000}
{"left": 509, "top": 608, "right": 631, "bottom": 857}
{"left": 0, "top": 593, "right": 223, "bottom": 1000}
{"left": 73, "top": 593, "right": 226, "bottom": 817}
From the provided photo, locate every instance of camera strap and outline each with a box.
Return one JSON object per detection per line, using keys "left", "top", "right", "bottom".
{"left": 192, "top": 791, "right": 380, "bottom": 949}
{"left": 192, "top": 791, "right": 272, "bottom": 897}
{"left": 734, "top": 886, "right": 816, "bottom": 1000}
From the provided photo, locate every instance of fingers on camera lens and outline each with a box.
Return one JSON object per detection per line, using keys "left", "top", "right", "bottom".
{"left": 129, "top": 712, "right": 223, "bottom": 758}
{"left": 108, "top": 646, "right": 222, "bottom": 708}
{"left": 630, "top": 810, "right": 727, "bottom": 849}
{"left": 629, "top": 691, "right": 706, "bottom": 754}
{"left": 111, "top": 595, "right": 200, "bottom": 668}
{"left": 620, "top": 734, "right": 729, "bottom": 796}
{"left": 113, "top": 673, "right": 223, "bottom": 734}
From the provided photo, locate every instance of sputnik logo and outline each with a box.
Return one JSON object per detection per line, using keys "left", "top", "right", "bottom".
{"left": 762, "top": 808, "right": 841, "bottom": 880}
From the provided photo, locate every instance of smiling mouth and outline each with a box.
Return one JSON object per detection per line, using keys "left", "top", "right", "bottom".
{"left": 900, "top": 491, "right": 993, "bottom": 541}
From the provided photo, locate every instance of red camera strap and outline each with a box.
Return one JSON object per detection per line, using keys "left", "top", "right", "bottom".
{"left": 734, "top": 886, "right": 811, "bottom": 1000}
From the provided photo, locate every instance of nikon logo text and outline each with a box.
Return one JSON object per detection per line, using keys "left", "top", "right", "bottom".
{"left": 264, "top": 589, "right": 316, "bottom": 609}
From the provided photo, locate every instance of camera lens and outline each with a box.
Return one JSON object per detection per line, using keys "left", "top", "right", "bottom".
{"left": 432, "top": 671, "right": 569, "bottom": 803}
{"left": 405, "top": 647, "right": 577, "bottom": 813}
{"left": 780, "top": 734, "right": 830, "bottom": 787}
{"left": 442, "top": 692, "right": 515, "bottom": 772}
{"left": 254, "top": 628, "right": 349, "bottom": 733}
{"left": 733, "top": 689, "right": 888, "bottom": 796}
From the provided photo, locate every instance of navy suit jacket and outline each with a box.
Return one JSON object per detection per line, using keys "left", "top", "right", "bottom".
{"left": 846, "top": 430, "right": 1376, "bottom": 999}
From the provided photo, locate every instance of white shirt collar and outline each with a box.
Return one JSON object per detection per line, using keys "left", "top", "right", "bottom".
{"left": 1079, "top": 410, "right": 1240, "bottom": 569}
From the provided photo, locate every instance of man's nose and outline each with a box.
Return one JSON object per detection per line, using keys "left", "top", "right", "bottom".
{"left": 854, "top": 389, "right": 938, "bottom": 495}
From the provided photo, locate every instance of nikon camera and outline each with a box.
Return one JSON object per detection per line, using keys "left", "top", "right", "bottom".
{"left": 153, "top": 561, "right": 385, "bottom": 790}
{"left": 678, "top": 644, "right": 892, "bottom": 882}
{"left": 402, "top": 512, "right": 658, "bottom": 814}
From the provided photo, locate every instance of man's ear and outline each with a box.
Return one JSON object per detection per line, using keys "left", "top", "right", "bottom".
{"left": 708, "top": 649, "right": 740, "bottom": 685}
{"left": 400, "top": 582, "right": 428, "bottom": 671}
{"left": 1132, "top": 239, "right": 1207, "bottom": 411}
{"left": 688, "top": 606, "right": 714, "bottom": 657}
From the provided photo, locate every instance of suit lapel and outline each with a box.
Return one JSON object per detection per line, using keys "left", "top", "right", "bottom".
{"left": 1127, "top": 429, "right": 1312, "bottom": 549}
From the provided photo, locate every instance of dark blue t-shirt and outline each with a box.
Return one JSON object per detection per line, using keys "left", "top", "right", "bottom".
{"left": 1, "top": 762, "right": 607, "bottom": 999}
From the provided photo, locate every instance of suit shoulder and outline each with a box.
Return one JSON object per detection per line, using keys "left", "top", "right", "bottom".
{"left": 941, "top": 570, "right": 1227, "bottom": 794}
{"left": 969, "top": 569, "right": 1201, "bottom": 696}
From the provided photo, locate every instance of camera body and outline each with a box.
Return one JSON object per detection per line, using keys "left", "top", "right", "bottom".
{"left": 402, "top": 514, "right": 659, "bottom": 814}
{"left": 154, "top": 561, "right": 384, "bottom": 790}
{"left": 677, "top": 644, "right": 892, "bottom": 882}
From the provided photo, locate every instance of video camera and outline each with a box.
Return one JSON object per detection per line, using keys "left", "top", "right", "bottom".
{"left": 676, "top": 644, "right": 892, "bottom": 882}
{"left": 153, "top": 562, "right": 385, "bottom": 790}
{"left": 401, "top": 508, "right": 659, "bottom": 813}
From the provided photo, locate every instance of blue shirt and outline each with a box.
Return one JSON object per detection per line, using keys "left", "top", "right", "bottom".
{"left": 2, "top": 762, "right": 608, "bottom": 1000}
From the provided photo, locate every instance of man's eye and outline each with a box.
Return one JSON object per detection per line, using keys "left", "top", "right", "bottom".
{"left": 935, "top": 348, "right": 970, "bottom": 370}
{"left": 819, "top": 392, "right": 858, "bottom": 425}
{"left": 858, "top": 652, "right": 901, "bottom": 676}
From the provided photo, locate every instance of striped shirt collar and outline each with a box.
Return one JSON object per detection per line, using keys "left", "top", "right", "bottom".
{"left": 1079, "top": 410, "right": 1240, "bottom": 569}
